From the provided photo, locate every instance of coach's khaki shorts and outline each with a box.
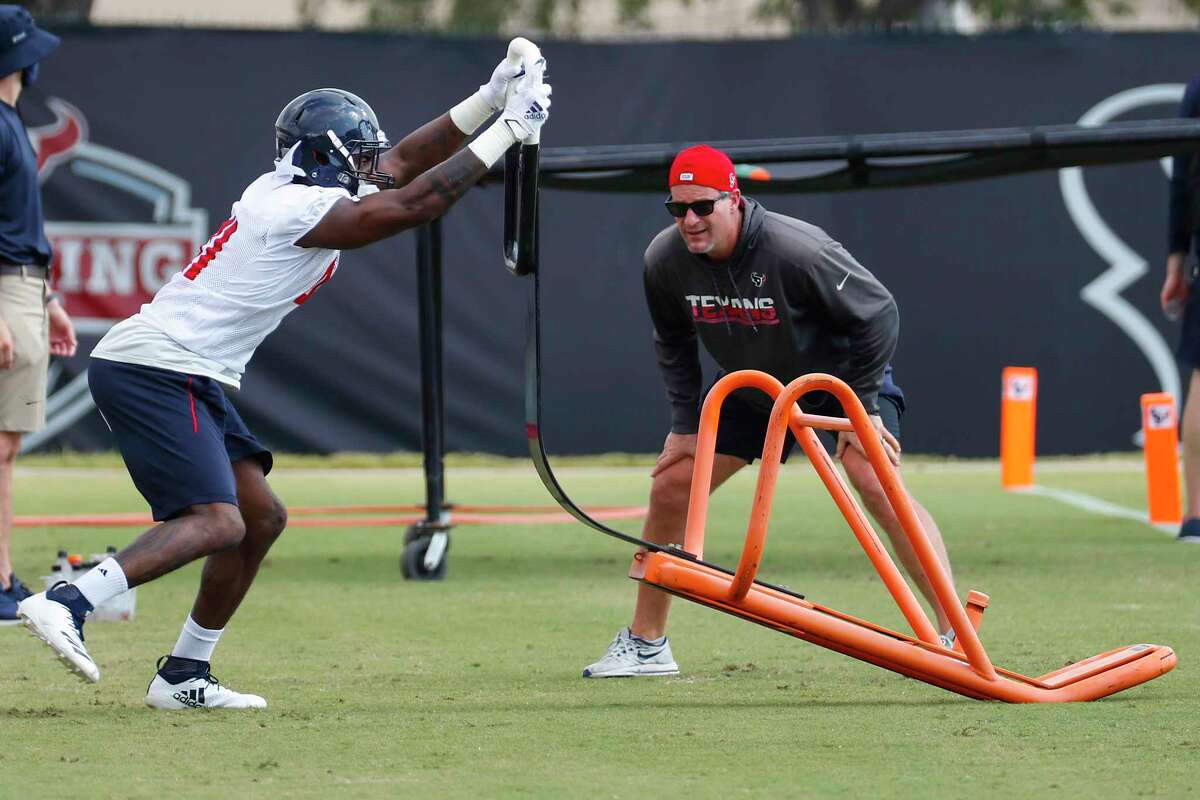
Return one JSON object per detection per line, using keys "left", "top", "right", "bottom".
{"left": 0, "top": 273, "right": 49, "bottom": 433}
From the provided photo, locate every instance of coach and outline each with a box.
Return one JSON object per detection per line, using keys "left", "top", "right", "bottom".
{"left": 583, "top": 144, "right": 961, "bottom": 677}
{"left": 0, "top": 5, "right": 75, "bottom": 622}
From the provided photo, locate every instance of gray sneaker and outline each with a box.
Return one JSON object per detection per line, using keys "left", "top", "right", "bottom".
{"left": 582, "top": 628, "right": 679, "bottom": 678}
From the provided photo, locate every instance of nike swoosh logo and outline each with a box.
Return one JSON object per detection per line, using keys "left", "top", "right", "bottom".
{"left": 25, "top": 401, "right": 39, "bottom": 405}
{"left": 836, "top": 271, "right": 851, "bottom": 291}
{"left": 637, "top": 648, "right": 666, "bottom": 660}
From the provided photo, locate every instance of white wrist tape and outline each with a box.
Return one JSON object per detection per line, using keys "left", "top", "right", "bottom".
{"left": 467, "top": 118, "right": 520, "bottom": 168}
{"left": 449, "top": 89, "right": 494, "bottom": 135}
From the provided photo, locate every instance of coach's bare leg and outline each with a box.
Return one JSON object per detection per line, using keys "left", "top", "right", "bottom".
{"left": 629, "top": 451, "right": 747, "bottom": 641}
{"left": 0, "top": 431, "right": 19, "bottom": 589}
{"left": 114, "top": 502, "right": 246, "bottom": 587}
{"left": 840, "top": 447, "right": 956, "bottom": 633}
{"left": 1181, "top": 370, "right": 1200, "bottom": 520}
{"left": 189, "top": 458, "right": 287, "bottom": 630}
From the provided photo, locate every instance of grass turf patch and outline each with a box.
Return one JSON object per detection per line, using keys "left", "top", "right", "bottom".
{"left": 1, "top": 460, "right": 1195, "bottom": 797}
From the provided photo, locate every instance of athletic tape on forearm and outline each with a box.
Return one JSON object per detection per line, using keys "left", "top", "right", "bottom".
{"left": 449, "top": 89, "right": 495, "bottom": 135}
{"left": 467, "top": 119, "right": 520, "bottom": 168}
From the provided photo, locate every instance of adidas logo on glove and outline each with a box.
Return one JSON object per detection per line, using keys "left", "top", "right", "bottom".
{"left": 524, "top": 101, "right": 547, "bottom": 122}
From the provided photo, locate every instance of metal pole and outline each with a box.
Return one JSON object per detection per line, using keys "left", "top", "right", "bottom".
{"left": 416, "top": 221, "right": 446, "bottom": 524}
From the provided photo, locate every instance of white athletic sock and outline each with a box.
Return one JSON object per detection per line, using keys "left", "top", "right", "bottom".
{"left": 171, "top": 615, "right": 224, "bottom": 663}
{"left": 629, "top": 628, "right": 666, "bottom": 646}
{"left": 72, "top": 557, "right": 128, "bottom": 607}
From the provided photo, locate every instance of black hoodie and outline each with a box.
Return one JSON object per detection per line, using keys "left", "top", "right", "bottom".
{"left": 643, "top": 197, "right": 899, "bottom": 434}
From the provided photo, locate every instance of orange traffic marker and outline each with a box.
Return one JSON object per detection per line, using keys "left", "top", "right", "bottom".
{"left": 1000, "top": 367, "right": 1037, "bottom": 490}
{"left": 1140, "top": 392, "right": 1182, "bottom": 525}
{"left": 639, "top": 370, "right": 1176, "bottom": 702}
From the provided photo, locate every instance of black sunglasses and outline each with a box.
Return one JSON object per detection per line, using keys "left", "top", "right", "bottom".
{"left": 664, "top": 192, "right": 730, "bottom": 218}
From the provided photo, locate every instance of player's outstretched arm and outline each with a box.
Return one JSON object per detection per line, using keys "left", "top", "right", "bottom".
{"left": 377, "top": 114, "right": 469, "bottom": 189}
{"left": 377, "top": 45, "right": 525, "bottom": 187}
{"left": 298, "top": 77, "right": 551, "bottom": 251}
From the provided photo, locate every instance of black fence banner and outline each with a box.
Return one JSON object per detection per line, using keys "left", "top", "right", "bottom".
{"left": 24, "top": 28, "right": 1200, "bottom": 456}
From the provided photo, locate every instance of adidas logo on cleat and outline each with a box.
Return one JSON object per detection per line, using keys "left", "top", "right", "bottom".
{"left": 173, "top": 687, "right": 206, "bottom": 708}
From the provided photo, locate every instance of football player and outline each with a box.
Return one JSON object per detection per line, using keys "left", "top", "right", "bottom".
{"left": 19, "top": 40, "right": 551, "bottom": 709}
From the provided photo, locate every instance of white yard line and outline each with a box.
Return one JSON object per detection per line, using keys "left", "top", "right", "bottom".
{"left": 1016, "top": 484, "right": 1176, "bottom": 537}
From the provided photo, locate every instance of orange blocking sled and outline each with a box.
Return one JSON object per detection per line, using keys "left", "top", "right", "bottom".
{"left": 630, "top": 370, "right": 1175, "bottom": 702}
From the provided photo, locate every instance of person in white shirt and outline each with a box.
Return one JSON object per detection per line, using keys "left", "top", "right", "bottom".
{"left": 19, "top": 41, "right": 551, "bottom": 709}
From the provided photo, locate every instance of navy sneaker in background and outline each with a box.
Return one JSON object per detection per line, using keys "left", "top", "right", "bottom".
{"left": 0, "top": 589, "right": 18, "bottom": 625}
{"left": 5, "top": 573, "right": 32, "bottom": 601}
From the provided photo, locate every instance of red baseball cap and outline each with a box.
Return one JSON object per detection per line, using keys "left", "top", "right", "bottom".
{"left": 668, "top": 144, "right": 738, "bottom": 193}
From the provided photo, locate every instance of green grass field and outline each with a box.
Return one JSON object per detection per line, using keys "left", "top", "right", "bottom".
{"left": 2, "top": 457, "right": 1196, "bottom": 798}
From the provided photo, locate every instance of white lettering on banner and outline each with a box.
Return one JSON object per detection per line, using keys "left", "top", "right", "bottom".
{"left": 47, "top": 229, "right": 199, "bottom": 312}
{"left": 1146, "top": 404, "right": 1175, "bottom": 430}
{"left": 86, "top": 239, "right": 137, "bottom": 295}
{"left": 1005, "top": 376, "right": 1035, "bottom": 402}
{"left": 139, "top": 239, "right": 185, "bottom": 291}
{"left": 56, "top": 238, "right": 84, "bottom": 292}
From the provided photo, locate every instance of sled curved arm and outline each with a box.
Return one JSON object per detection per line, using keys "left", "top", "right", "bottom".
{"left": 503, "top": 142, "right": 540, "bottom": 276}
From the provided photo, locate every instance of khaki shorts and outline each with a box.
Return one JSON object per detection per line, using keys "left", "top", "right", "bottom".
{"left": 0, "top": 272, "right": 49, "bottom": 433}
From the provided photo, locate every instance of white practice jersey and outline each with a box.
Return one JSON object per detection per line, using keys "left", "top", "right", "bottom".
{"left": 91, "top": 148, "right": 354, "bottom": 388}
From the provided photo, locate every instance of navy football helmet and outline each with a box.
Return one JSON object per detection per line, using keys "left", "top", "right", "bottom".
{"left": 275, "top": 88, "right": 394, "bottom": 194}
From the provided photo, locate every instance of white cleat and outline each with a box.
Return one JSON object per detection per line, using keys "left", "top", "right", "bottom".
{"left": 145, "top": 671, "right": 267, "bottom": 710}
{"left": 18, "top": 591, "right": 100, "bottom": 683}
{"left": 582, "top": 628, "right": 679, "bottom": 678}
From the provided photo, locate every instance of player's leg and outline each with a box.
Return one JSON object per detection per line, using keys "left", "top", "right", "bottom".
{"left": 20, "top": 360, "right": 245, "bottom": 683}
{"left": 838, "top": 395, "right": 957, "bottom": 635}
{"left": 1178, "top": 369, "right": 1200, "bottom": 542}
{"left": 187, "top": 458, "right": 286, "bottom": 630}
{"left": 147, "top": 401, "right": 281, "bottom": 710}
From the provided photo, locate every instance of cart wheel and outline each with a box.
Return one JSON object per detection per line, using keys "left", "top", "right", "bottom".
{"left": 401, "top": 528, "right": 449, "bottom": 581}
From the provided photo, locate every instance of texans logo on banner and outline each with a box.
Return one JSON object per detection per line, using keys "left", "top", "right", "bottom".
{"left": 1146, "top": 404, "right": 1174, "bottom": 430}
{"left": 1005, "top": 375, "right": 1035, "bottom": 402}
{"left": 21, "top": 97, "right": 207, "bottom": 451}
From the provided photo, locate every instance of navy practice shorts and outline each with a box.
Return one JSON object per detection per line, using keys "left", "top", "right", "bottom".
{"left": 706, "top": 368, "right": 906, "bottom": 464}
{"left": 1180, "top": 262, "right": 1200, "bottom": 368}
{"left": 88, "top": 358, "right": 273, "bottom": 521}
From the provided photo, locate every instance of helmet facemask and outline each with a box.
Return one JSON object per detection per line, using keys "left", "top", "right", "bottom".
{"left": 320, "top": 128, "right": 395, "bottom": 194}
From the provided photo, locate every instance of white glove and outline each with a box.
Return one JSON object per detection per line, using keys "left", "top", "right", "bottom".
{"left": 449, "top": 38, "right": 542, "bottom": 134}
{"left": 467, "top": 78, "right": 551, "bottom": 167}
{"left": 498, "top": 77, "right": 551, "bottom": 143}
{"left": 479, "top": 53, "right": 524, "bottom": 111}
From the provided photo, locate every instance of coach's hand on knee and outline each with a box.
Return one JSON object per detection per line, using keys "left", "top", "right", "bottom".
{"left": 651, "top": 433, "right": 697, "bottom": 478}
{"left": 836, "top": 415, "right": 900, "bottom": 467}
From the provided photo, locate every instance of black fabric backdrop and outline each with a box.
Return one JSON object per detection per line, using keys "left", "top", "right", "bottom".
{"left": 27, "top": 28, "right": 1200, "bottom": 456}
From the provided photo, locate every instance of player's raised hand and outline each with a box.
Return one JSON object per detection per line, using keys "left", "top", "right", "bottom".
{"left": 479, "top": 40, "right": 530, "bottom": 111}
{"left": 499, "top": 75, "right": 551, "bottom": 144}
